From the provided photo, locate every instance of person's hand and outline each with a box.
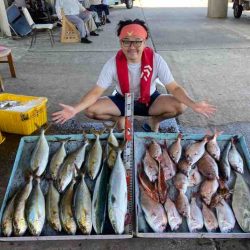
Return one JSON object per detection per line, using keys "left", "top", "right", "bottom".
{"left": 52, "top": 103, "right": 77, "bottom": 124}
{"left": 191, "top": 101, "right": 216, "bottom": 118}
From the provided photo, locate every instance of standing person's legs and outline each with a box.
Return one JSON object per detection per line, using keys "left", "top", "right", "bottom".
{"left": 66, "top": 15, "right": 88, "bottom": 38}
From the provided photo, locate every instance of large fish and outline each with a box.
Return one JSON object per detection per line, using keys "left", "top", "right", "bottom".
{"left": 206, "top": 130, "right": 222, "bottom": 161}
{"left": 46, "top": 180, "right": 61, "bottom": 232}
{"left": 232, "top": 173, "right": 250, "bottom": 232}
{"left": 187, "top": 197, "right": 203, "bottom": 232}
{"left": 173, "top": 173, "right": 188, "bottom": 193}
{"left": 185, "top": 137, "right": 208, "bottom": 165}
{"left": 75, "top": 173, "right": 92, "bottom": 234}
{"left": 164, "top": 197, "right": 182, "bottom": 231}
{"left": 148, "top": 140, "right": 162, "bottom": 162}
{"left": 49, "top": 139, "right": 68, "bottom": 180}
{"left": 57, "top": 140, "right": 89, "bottom": 192}
{"left": 169, "top": 133, "right": 182, "bottom": 164}
{"left": 105, "top": 122, "right": 119, "bottom": 169}
{"left": 30, "top": 129, "right": 49, "bottom": 176}
{"left": 1, "top": 194, "right": 16, "bottom": 236}
{"left": 13, "top": 176, "right": 33, "bottom": 236}
{"left": 175, "top": 190, "right": 190, "bottom": 218}
{"left": 60, "top": 180, "right": 77, "bottom": 235}
{"left": 26, "top": 178, "right": 45, "bottom": 236}
{"left": 160, "top": 141, "right": 177, "bottom": 181}
{"left": 197, "top": 152, "right": 219, "bottom": 180}
{"left": 202, "top": 203, "right": 218, "bottom": 232}
{"left": 87, "top": 131, "right": 103, "bottom": 180}
{"left": 157, "top": 162, "right": 168, "bottom": 204}
{"left": 200, "top": 179, "right": 219, "bottom": 205}
{"left": 219, "top": 141, "right": 231, "bottom": 181}
{"left": 140, "top": 187, "right": 168, "bottom": 233}
{"left": 228, "top": 138, "right": 244, "bottom": 174}
{"left": 188, "top": 167, "right": 202, "bottom": 187}
{"left": 92, "top": 158, "right": 109, "bottom": 234}
{"left": 108, "top": 144, "right": 127, "bottom": 234}
{"left": 216, "top": 198, "right": 236, "bottom": 233}
{"left": 142, "top": 149, "right": 158, "bottom": 182}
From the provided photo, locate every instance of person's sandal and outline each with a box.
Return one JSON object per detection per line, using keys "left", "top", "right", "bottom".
{"left": 142, "top": 123, "right": 153, "bottom": 132}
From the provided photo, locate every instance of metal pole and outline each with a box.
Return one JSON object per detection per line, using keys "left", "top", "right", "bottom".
{"left": 0, "top": 0, "right": 12, "bottom": 37}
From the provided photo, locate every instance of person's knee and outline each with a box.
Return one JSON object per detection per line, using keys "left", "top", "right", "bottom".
{"left": 175, "top": 103, "right": 187, "bottom": 115}
{"left": 84, "top": 106, "right": 96, "bottom": 118}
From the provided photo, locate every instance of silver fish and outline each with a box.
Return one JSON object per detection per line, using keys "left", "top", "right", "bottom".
{"left": 187, "top": 197, "right": 203, "bottom": 232}
{"left": 202, "top": 203, "right": 218, "bottom": 232}
{"left": 87, "top": 133, "right": 103, "bottom": 180}
{"left": 175, "top": 190, "right": 190, "bottom": 218}
{"left": 206, "top": 130, "right": 222, "bottom": 161}
{"left": 228, "top": 138, "right": 244, "bottom": 174}
{"left": 164, "top": 197, "right": 182, "bottom": 231}
{"left": 92, "top": 159, "right": 109, "bottom": 234}
{"left": 200, "top": 179, "right": 219, "bottom": 205}
{"left": 160, "top": 141, "right": 176, "bottom": 181}
{"left": 75, "top": 174, "right": 92, "bottom": 234}
{"left": 219, "top": 141, "right": 231, "bottom": 181}
{"left": 1, "top": 194, "right": 16, "bottom": 237}
{"left": 13, "top": 176, "right": 33, "bottom": 236}
{"left": 188, "top": 167, "right": 202, "bottom": 187}
{"left": 60, "top": 180, "right": 77, "bottom": 235}
{"left": 169, "top": 133, "right": 182, "bottom": 164}
{"left": 26, "top": 178, "right": 45, "bottom": 236}
{"left": 143, "top": 149, "right": 158, "bottom": 182}
{"left": 57, "top": 141, "right": 88, "bottom": 192}
{"left": 49, "top": 139, "right": 68, "bottom": 180}
{"left": 232, "top": 173, "right": 250, "bottom": 232}
{"left": 108, "top": 146, "right": 127, "bottom": 234}
{"left": 185, "top": 137, "right": 208, "bottom": 165}
{"left": 46, "top": 180, "right": 61, "bottom": 232}
{"left": 30, "top": 129, "right": 49, "bottom": 176}
{"left": 140, "top": 187, "right": 168, "bottom": 233}
{"left": 216, "top": 199, "right": 236, "bottom": 233}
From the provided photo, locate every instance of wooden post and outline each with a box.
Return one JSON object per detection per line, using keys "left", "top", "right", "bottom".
{"left": 0, "top": 0, "right": 11, "bottom": 37}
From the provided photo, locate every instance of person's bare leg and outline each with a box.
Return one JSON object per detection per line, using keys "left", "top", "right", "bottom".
{"left": 148, "top": 95, "right": 187, "bottom": 132}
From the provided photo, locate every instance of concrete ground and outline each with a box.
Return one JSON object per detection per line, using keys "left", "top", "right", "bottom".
{"left": 0, "top": 0, "right": 250, "bottom": 248}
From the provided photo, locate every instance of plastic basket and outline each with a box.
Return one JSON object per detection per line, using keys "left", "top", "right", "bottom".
{"left": 0, "top": 93, "right": 48, "bottom": 135}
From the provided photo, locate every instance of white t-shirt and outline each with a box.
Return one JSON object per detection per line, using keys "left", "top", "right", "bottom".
{"left": 97, "top": 53, "right": 174, "bottom": 99}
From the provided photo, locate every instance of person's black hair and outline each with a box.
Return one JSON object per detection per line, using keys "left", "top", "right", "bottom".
{"left": 117, "top": 19, "right": 149, "bottom": 39}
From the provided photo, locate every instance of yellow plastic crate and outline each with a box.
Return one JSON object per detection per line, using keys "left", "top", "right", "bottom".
{"left": 0, "top": 93, "right": 48, "bottom": 135}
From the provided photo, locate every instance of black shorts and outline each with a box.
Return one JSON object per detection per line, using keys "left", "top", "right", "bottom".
{"left": 108, "top": 90, "right": 161, "bottom": 116}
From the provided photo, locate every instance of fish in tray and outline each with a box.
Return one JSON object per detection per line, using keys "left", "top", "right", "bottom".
{"left": 177, "top": 159, "right": 192, "bottom": 177}
{"left": 60, "top": 179, "right": 77, "bottom": 235}
{"left": 140, "top": 187, "right": 168, "bottom": 233}
{"left": 206, "top": 130, "right": 223, "bottom": 161}
{"left": 13, "top": 176, "right": 33, "bottom": 236}
{"left": 188, "top": 167, "right": 202, "bottom": 187}
{"left": 46, "top": 180, "right": 61, "bottom": 232}
{"left": 200, "top": 179, "right": 219, "bottom": 206}
{"left": 187, "top": 197, "right": 204, "bottom": 232}
{"left": 215, "top": 198, "right": 236, "bottom": 233}
{"left": 30, "top": 129, "right": 49, "bottom": 177}
{"left": 185, "top": 136, "right": 208, "bottom": 165}
{"left": 164, "top": 197, "right": 182, "bottom": 231}
{"left": 232, "top": 173, "right": 250, "bottom": 233}
{"left": 219, "top": 141, "right": 231, "bottom": 181}
{"left": 197, "top": 152, "right": 219, "bottom": 180}
{"left": 148, "top": 140, "right": 162, "bottom": 162}
{"left": 142, "top": 148, "right": 158, "bottom": 182}
{"left": 74, "top": 173, "right": 92, "bottom": 235}
{"left": 228, "top": 138, "right": 244, "bottom": 174}
{"left": 92, "top": 156, "right": 109, "bottom": 234}
{"left": 169, "top": 133, "right": 182, "bottom": 164}
{"left": 1, "top": 193, "right": 17, "bottom": 237}
{"left": 49, "top": 138, "right": 69, "bottom": 181}
{"left": 26, "top": 178, "right": 45, "bottom": 236}
{"left": 173, "top": 172, "right": 188, "bottom": 194}
{"left": 108, "top": 143, "right": 127, "bottom": 234}
{"left": 175, "top": 190, "right": 190, "bottom": 218}
{"left": 0, "top": 100, "right": 21, "bottom": 109}
{"left": 160, "top": 141, "right": 177, "bottom": 181}
{"left": 57, "top": 139, "right": 89, "bottom": 193}
{"left": 87, "top": 130, "right": 104, "bottom": 180}
{"left": 202, "top": 203, "right": 218, "bottom": 232}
